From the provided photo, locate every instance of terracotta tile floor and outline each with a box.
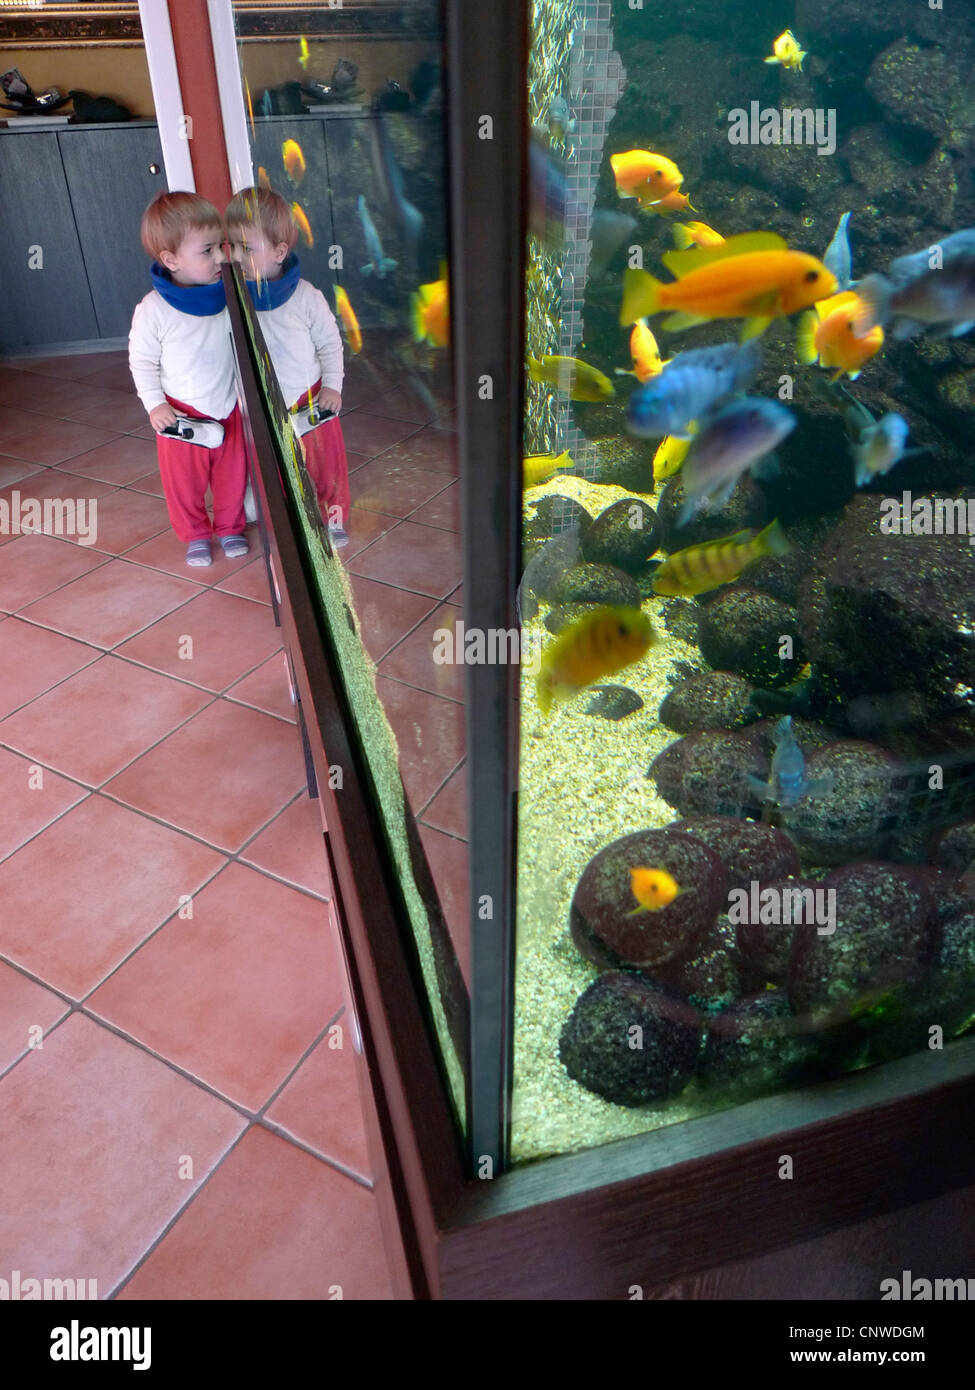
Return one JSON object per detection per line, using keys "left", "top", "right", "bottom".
{"left": 0, "top": 350, "right": 470, "bottom": 1301}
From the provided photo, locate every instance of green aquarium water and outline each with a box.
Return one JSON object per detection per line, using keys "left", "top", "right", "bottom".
{"left": 513, "top": 0, "right": 975, "bottom": 1162}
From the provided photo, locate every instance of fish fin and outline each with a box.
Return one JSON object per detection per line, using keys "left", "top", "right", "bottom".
{"left": 852, "top": 274, "right": 889, "bottom": 335}
{"left": 846, "top": 369, "right": 861, "bottom": 381}
{"left": 764, "top": 56, "right": 781, "bottom": 65}
{"left": 758, "top": 518, "right": 790, "bottom": 558}
{"left": 620, "top": 268, "right": 661, "bottom": 326}
{"left": 742, "top": 289, "right": 781, "bottom": 315}
{"left": 747, "top": 773, "right": 773, "bottom": 800}
{"left": 614, "top": 368, "right": 637, "bottom": 377}
{"left": 661, "top": 231, "right": 787, "bottom": 279}
{"left": 740, "top": 316, "right": 772, "bottom": 343}
{"left": 795, "top": 311, "right": 819, "bottom": 365}
{"left": 949, "top": 321, "right": 975, "bottom": 338}
{"left": 381, "top": 258, "right": 398, "bottom": 274}
{"left": 625, "top": 905, "right": 649, "bottom": 917}
{"left": 360, "top": 263, "right": 374, "bottom": 276}
{"left": 672, "top": 223, "right": 695, "bottom": 250}
{"left": 853, "top": 461, "right": 870, "bottom": 488}
{"left": 661, "top": 310, "right": 711, "bottom": 331}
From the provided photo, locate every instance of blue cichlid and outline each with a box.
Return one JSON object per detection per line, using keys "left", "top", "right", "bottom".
{"left": 626, "top": 339, "right": 762, "bottom": 440}
{"left": 357, "top": 195, "right": 398, "bottom": 278}
{"left": 852, "top": 411, "right": 912, "bottom": 487}
{"left": 823, "top": 212, "right": 852, "bottom": 292}
{"left": 748, "top": 716, "right": 833, "bottom": 809}
{"left": 529, "top": 130, "right": 567, "bottom": 249}
{"left": 855, "top": 229, "right": 975, "bottom": 340}
{"left": 371, "top": 115, "right": 424, "bottom": 273}
{"left": 677, "top": 397, "right": 795, "bottom": 526}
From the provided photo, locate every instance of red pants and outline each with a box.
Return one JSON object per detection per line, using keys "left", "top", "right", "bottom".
{"left": 291, "top": 382, "right": 351, "bottom": 530}
{"left": 156, "top": 396, "right": 247, "bottom": 542}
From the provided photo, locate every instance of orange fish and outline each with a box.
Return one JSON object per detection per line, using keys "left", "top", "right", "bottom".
{"left": 244, "top": 76, "right": 255, "bottom": 139}
{"left": 626, "top": 867, "right": 688, "bottom": 914}
{"left": 620, "top": 231, "right": 838, "bottom": 341}
{"left": 282, "top": 138, "right": 306, "bottom": 185}
{"left": 647, "top": 189, "right": 698, "bottom": 216}
{"left": 616, "top": 318, "right": 669, "bottom": 383}
{"left": 672, "top": 221, "right": 725, "bottom": 250}
{"left": 291, "top": 202, "right": 313, "bottom": 248}
{"left": 796, "top": 289, "right": 884, "bottom": 380}
{"left": 610, "top": 150, "right": 684, "bottom": 207}
{"left": 257, "top": 166, "right": 271, "bottom": 189}
{"left": 411, "top": 272, "right": 449, "bottom": 349}
{"left": 334, "top": 285, "right": 362, "bottom": 354}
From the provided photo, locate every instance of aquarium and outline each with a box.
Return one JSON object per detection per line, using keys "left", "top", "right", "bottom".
{"left": 513, "top": 0, "right": 975, "bottom": 1164}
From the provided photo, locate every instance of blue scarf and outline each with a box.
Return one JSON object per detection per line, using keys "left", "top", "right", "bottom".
{"left": 151, "top": 262, "right": 227, "bottom": 316}
{"left": 245, "top": 253, "right": 301, "bottom": 311}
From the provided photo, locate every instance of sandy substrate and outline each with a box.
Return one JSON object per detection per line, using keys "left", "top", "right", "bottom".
{"left": 512, "top": 473, "right": 736, "bottom": 1163}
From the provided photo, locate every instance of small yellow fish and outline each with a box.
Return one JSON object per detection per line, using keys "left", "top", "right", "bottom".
{"left": 411, "top": 274, "right": 449, "bottom": 348}
{"left": 652, "top": 519, "right": 789, "bottom": 598}
{"left": 244, "top": 76, "right": 255, "bottom": 138}
{"left": 796, "top": 290, "right": 884, "bottom": 380}
{"left": 610, "top": 150, "right": 684, "bottom": 207}
{"left": 291, "top": 201, "right": 313, "bottom": 247}
{"left": 298, "top": 35, "right": 310, "bottom": 71}
{"left": 257, "top": 166, "right": 271, "bottom": 190}
{"left": 334, "top": 285, "right": 362, "bottom": 354}
{"left": 536, "top": 606, "right": 655, "bottom": 715}
{"left": 647, "top": 188, "right": 698, "bottom": 216}
{"left": 616, "top": 319, "right": 669, "bottom": 384}
{"left": 672, "top": 221, "right": 726, "bottom": 250}
{"left": 627, "top": 867, "right": 688, "bottom": 914}
{"left": 524, "top": 449, "right": 573, "bottom": 488}
{"left": 764, "top": 29, "right": 807, "bottom": 72}
{"left": 282, "top": 138, "right": 306, "bottom": 185}
{"left": 653, "top": 431, "right": 693, "bottom": 483}
{"left": 527, "top": 355, "right": 615, "bottom": 402}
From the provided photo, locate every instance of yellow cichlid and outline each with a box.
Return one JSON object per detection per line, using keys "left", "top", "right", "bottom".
{"left": 528, "top": 355, "right": 615, "bottom": 402}
{"left": 524, "top": 448, "right": 573, "bottom": 488}
{"left": 764, "top": 29, "right": 807, "bottom": 72}
{"left": 627, "top": 867, "right": 688, "bottom": 914}
{"left": 257, "top": 166, "right": 271, "bottom": 190}
{"left": 282, "top": 138, "right": 306, "bottom": 185}
{"left": 653, "top": 430, "right": 694, "bottom": 483}
{"left": 647, "top": 188, "right": 698, "bottom": 216}
{"left": 610, "top": 150, "right": 684, "bottom": 208}
{"left": 796, "top": 290, "right": 884, "bottom": 380}
{"left": 334, "top": 285, "right": 362, "bottom": 354}
{"left": 672, "top": 221, "right": 726, "bottom": 250}
{"left": 536, "top": 606, "right": 655, "bottom": 714}
{"left": 298, "top": 35, "right": 310, "bottom": 70}
{"left": 411, "top": 273, "right": 449, "bottom": 348}
{"left": 652, "top": 519, "right": 789, "bottom": 597}
{"left": 291, "top": 202, "right": 313, "bottom": 247}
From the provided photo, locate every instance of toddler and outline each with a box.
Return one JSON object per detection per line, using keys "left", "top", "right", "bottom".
{"left": 129, "top": 191, "right": 248, "bottom": 567}
{"left": 226, "top": 187, "right": 351, "bottom": 546}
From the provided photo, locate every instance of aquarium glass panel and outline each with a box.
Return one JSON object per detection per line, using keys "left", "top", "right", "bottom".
{"left": 228, "top": 0, "right": 468, "bottom": 1132}
{"left": 514, "top": 0, "right": 975, "bottom": 1164}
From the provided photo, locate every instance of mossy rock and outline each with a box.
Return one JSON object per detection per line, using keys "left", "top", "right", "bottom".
{"left": 698, "top": 587, "right": 804, "bottom": 688}
{"left": 582, "top": 498, "right": 661, "bottom": 573}
{"left": 551, "top": 561, "right": 642, "bottom": 608}
{"left": 659, "top": 671, "right": 757, "bottom": 734}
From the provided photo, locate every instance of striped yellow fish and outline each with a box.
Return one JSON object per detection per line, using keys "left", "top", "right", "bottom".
{"left": 652, "top": 519, "right": 789, "bottom": 597}
{"left": 524, "top": 448, "right": 573, "bottom": 488}
{"left": 536, "top": 605, "right": 655, "bottom": 714}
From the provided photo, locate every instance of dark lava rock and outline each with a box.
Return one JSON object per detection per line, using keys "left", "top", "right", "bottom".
{"left": 797, "top": 495, "right": 975, "bottom": 716}
{"left": 518, "top": 530, "right": 584, "bottom": 620}
{"left": 698, "top": 588, "right": 804, "bottom": 688}
{"left": 672, "top": 818, "right": 801, "bottom": 893}
{"left": 524, "top": 495, "right": 592, "bottom": 547}
{"left": 551, "top": 561, "right": 642, "bottom": 609}
{"left": 865, "top": 37, "right": 975, "bottom": 153}
{"left": 659, "top": 671, "right": 756, "bottom": 734}
{"left": 929, "top": 821, "right": 975, "bottom": 875}
{"left": 661, "top": 597, "right": 701, "bottom": 644}
{"left": 788, "top": 862, "right": 936, "bottom": 1019}
{"left": 699, "top": 990, "right": 829, "bottom": 1094}
{"left": 544, "top": 602, "right": 600, "bottom": 635}
{"left": 657, "top": 475, "right": 766, "bottom": 551}
{"left": 558, "top": 973, "right": 703, "bottom": 1107}
{"left": 785, "top": 740, "right": 908, "bottom": 865}
{"left": 582, "top": 498, "right": 661, "bottom": 573}
{"left": 633, "top": 560, "right": 664, "bottom": 601}
{"left": 649, "top": 729, "right": 767, "bottom": 819}
{"left": 651, "top": 916, "right": 741, "bottom": 1013}
{"left": 590, "top": 435, "right": 656, "bottom": 493}
{"left": 745, "top": 545, "right": 812, "bottom": 607}
{"left": 570, "top": 829, "right": 726, "bottom": 972}
{"left": 584, "top": 684, "right": 644, "bottom": 721}
{"left": 734, "top": 877, "right": 824, "bottom": 986}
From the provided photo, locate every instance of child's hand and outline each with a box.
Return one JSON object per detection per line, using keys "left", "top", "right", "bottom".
{"left": 149, "top": 403, "right": 179, "bottom": 432}
{"left": 317, "top": 387, "right": 342, "bottom": 415}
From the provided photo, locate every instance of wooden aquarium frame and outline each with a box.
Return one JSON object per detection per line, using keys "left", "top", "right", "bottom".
{"left": 222, "top": 0, "right": 975, "bottom": 1301}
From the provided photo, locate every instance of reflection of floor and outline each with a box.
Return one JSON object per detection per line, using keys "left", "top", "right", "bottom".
{"left": 0, "top": 348, "right": 469, "bottom": 1300}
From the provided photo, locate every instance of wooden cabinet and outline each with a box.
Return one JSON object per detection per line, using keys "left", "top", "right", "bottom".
{"left": 0, "top": 122, "right": 164, "bottom": 353}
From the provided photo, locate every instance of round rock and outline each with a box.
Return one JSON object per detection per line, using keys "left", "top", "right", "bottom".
{"left": 582, "top": 498, "right": 661, "bottom": 574}
{"left": 672, "top": 817, "right": 801, "bottom": 892}
{"left": 659, "top": 671, "right": 757, "bottom": 734}
{"left": 698, "top": 587, "right": 804, "bottom": 688}
{"left": 524, "top": 495, "right": 593, "bottom": 547}
{"left": 551, "top": 561, "right": 642, "bottom": 609}
{"left": 570, "top": 828, "right": 726, "bottom": 971}
{"left": 558, "top": 973, "right": 702, "bottom": 1106}
{"left": 699, "top": 990, "right": 829, "bottom": 1093}
{"left": 785, "top": 740, "right": 908, "bottom": 865}
{"left": 650, "top": 730, "right": 768, "bottom": 819}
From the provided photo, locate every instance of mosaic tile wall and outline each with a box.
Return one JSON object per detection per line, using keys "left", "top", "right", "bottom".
{"left": 526, "top": 0, "right": 625, "bottom": 502}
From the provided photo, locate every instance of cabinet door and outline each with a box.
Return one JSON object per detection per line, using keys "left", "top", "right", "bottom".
{"left": 0, "top": 132, "right": 99, "bottom": 350}
{"left": 247, "top": 118, "right": 338, "bottom": 304}
{"left": 58, "top": 126, "right": 167, "bottom": 338}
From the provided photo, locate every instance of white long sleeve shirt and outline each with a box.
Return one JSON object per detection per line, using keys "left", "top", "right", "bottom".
{"left": 255, "top": 280, "right": 345, "bottom": 410}
{"left": 129, "top": 292, "right": 237, "bottom": 421}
